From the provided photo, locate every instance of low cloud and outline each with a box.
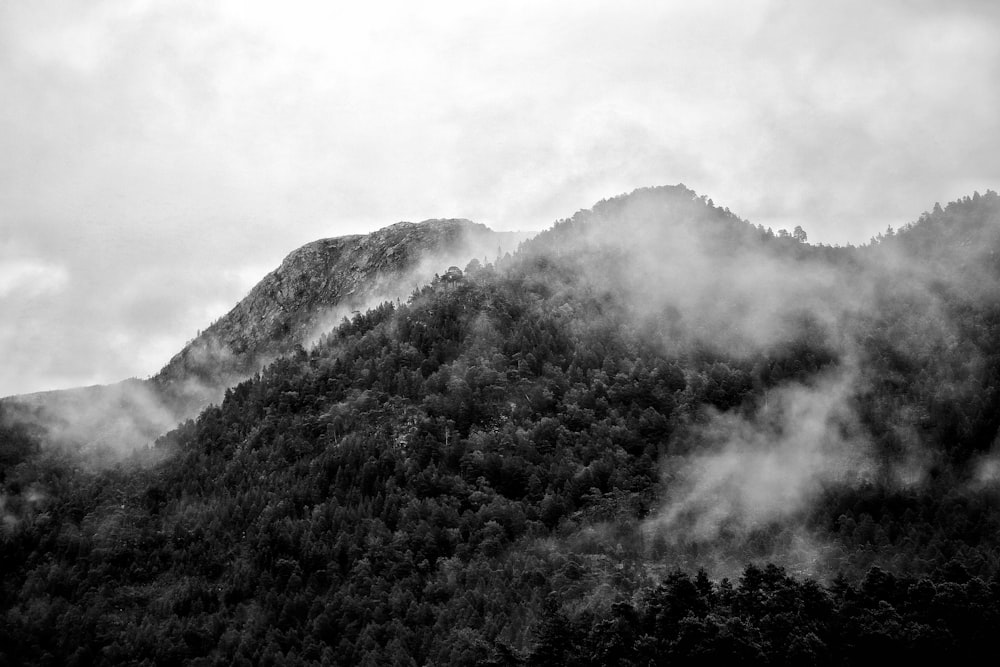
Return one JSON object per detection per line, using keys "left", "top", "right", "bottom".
{"left": 645, "top": 369, "right": 872, "bottom": 547}
{"left": 4, "top": 380, "right": 179, "bottom": 459}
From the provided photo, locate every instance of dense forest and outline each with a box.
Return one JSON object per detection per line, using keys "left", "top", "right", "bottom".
{"left": 3, "top": 185, "right": 1000, "bottom": 664}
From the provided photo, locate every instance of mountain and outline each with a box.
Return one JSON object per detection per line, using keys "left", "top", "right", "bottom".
{"left": 0, "top": 378, "right": 177, "bottom": 466}
{"left": 3, "top": 185, "right": 1000, "bottom": 665}
{"left": 0, "top": 218, "right": 530, "bottom": 454}
{"left": 152, "top": 218, "right": 529, "bottom": 416}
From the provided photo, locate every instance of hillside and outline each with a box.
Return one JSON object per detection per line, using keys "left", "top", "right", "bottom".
{"left": 152, "top": 218, "right": 529, "bottom": 418}
{"left": 1, "top": 219, "right": 528, "bottom": 455}
{"left": 3, "top": 186, "right": 1000, "bottom": 664}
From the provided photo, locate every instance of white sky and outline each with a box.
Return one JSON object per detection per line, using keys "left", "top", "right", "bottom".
{"left": 2, "top": 0, "right": 999, "bottom": 396}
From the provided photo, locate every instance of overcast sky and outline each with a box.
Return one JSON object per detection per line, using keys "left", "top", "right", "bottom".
{"left": 2, "top": 0, "right": 999, "bottom": 397}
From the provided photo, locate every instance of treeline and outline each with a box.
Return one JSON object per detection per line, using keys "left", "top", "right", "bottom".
{"left": 529, "top": 563, "right": 1000, "bottom": 666}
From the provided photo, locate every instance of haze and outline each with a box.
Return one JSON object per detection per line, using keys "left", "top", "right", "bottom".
{"left": 2, "top": 0, "right": 999, "bottom": 397}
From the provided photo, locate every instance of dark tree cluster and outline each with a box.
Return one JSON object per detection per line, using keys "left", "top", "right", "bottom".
{"left": 529, "top": 564, "right": 1000, "bottom": 666}
{"left": 3, "top": 187, "right": 1000, "bottom": 664}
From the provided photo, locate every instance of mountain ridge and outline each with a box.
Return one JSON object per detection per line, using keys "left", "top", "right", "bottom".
{"left": 5, "top": 184, "right": 995, "bottom": 453}
{"left": 1, "top": 217, "right": 531, "bottom": 452}
{"left": 152, "top": 217, "right": 529, "bottom": 414}
{"left": 4, "top": 184, "right": 1000, "bottom": 664}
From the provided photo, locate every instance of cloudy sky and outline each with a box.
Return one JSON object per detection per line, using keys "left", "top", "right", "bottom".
{"left": 2, "top": 0, "right": 999, "bottom": 397}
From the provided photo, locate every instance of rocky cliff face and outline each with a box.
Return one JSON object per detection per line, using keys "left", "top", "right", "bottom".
{"left": 152, "top": 218, "right": 528, "bottom": 415}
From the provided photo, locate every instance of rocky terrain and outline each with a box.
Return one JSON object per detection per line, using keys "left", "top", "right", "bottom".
{"left": 2, "top": 218, "right": 530, "bottom": 453}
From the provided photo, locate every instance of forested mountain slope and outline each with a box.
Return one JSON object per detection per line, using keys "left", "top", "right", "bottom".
{"left": 152, "top": 218, "right": 528, "bottom": 415}
{"left": 3, "top": 185, "right": 1000, "bottom": 665}
{"left": 0, "top": 219, "right": 526, "bottom": 458}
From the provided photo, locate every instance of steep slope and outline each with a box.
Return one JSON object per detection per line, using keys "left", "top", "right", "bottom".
{"left": 152, "top": 218, "right": 529, "bottom": 416}
{"left": 5, "top": 185, "right": 1000, "bottom": 665}
{"left": 1, "top": 218, "right": 530, "bottom": 453}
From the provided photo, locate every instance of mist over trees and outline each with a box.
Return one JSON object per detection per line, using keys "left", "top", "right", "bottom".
{"left": 0, "top": 220, "right": 530, "bottom": 462}
{"left": 3, "top": 185, "right": 1000, "bottom": 664}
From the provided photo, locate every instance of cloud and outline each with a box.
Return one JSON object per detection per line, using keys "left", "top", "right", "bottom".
{"left": 0, "top": 258, "right": 69, "bottom": 299}
{"left": 2, "top": 0, "right": 999, "bottom": 394}
{"left": 0, "top": 255, "right": 258, "bottom": 397}
{"left": 646, "top": 371, "right": 872, "bottom": 541}
{"left": 638, "top": 369, "right": 875, "bottom": 578}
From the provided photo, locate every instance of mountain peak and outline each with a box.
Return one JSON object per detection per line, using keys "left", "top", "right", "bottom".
{"left": 1, "top": 217, "right": 530, "bottom": 453}
{"left": 152, "top": 217, "right": 529, "bottom": 416}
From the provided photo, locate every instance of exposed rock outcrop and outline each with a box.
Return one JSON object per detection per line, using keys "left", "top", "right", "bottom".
{"left": 152, "top": 218, "right": 528, "bottom": 415}
{"left": 3, "top": 218, "right": 530, "bottom": 452}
